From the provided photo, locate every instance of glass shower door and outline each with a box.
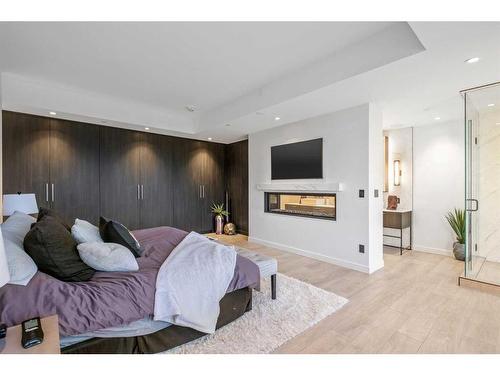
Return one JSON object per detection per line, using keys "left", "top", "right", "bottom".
{"left": 464, "top": 93, "right": 481, "bottom": 278}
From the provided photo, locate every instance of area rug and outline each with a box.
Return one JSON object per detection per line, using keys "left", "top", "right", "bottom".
{"left": 164, "top": 273, "right": 348, "bottom": 354}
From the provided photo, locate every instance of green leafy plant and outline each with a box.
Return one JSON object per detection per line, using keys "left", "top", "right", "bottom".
{"left": 445, "top": 208, "right": 466, "bottom": 244}
{"left": 211, "top": 202, "right": 229, "bottom": 217}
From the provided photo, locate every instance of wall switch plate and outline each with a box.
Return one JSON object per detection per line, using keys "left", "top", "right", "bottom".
{"left": 374, "top": 189, "right": 379, "bottom": 198}
{"left": 359, "top": 244, "right": 365, "bottom": 253}
{"left": 359, "top": 189, "right": 365, "bottom": 198}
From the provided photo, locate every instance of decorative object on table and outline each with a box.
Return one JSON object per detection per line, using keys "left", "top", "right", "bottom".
{"left": 2, "top": 193, "right": 38, "bottom": 217}
{"left": 387, "top": 195, "right": 399, "bottom": 210}
{"left": 21, "top": 317, "right": 44, "bottom": 349}
{"left": 445, "top": 208, "right": 466, "bottom": 261}
{"left": 0, "top": 228, "right": 10, "bottom": 353}
{"left": 211, "top": 203, "right": 229, "bottom": 235}
{"left": 223, "top": 222, "right": 236, "bottom": 235}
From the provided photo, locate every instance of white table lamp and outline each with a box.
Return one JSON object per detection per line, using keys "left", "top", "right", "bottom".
{"left": 2, "top": 193, "right": 39, "bottom": 216}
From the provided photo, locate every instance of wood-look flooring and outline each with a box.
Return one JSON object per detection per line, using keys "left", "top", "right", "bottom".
{"left": 209, "top": 234, "right": 500, "bottom": 354}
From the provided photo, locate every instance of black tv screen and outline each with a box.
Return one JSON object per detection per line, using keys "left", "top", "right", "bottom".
{"left": 271, "top": 138, "right": 323, "bottom": 180}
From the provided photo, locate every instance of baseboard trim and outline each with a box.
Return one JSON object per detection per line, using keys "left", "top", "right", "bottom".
{"left": 248, "top": 236, "right": 372, "bottom": 274}
{"left": 413, "top": 245, "right": 453, "bottom": 257}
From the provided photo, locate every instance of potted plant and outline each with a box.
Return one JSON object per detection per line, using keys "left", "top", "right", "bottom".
{"left": 211, "top": 203, "right": 229, "bottom": 235}
{"left": 445, "top": 208, "right": 466, "bottom": 261}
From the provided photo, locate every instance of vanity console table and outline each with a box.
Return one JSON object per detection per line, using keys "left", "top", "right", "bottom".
{"left": 383, "top": 209, "right": 412, "bottom": 255}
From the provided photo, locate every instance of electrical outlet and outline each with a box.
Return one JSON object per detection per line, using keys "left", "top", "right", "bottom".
{"left": 359, "top": 244, "right": 365, "bottom": 253}
{"left": 359, "top": 189, "right": 365, "bottom": 198}
{"left": 374, "top": 189, "right": 379, "bottom": 198}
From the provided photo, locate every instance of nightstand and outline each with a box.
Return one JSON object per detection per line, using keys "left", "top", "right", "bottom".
{"left": 0, "top": 315, "right": 60, "bottom": 354}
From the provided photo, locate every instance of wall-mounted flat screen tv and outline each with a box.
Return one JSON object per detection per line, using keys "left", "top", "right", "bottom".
{"left": 271, "top": 138, "right": 323, "bottom": 180}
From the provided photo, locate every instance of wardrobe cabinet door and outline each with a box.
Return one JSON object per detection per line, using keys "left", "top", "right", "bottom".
{"left": 49, "top": 119, "right": 100, "bottom": 225}
{"left": 201, "top": 142, "right": 225, "bottom": 233}
{"left": 172, "top": 138, "right": 204, "bottom": 232}
{"left": 99, "top": 127, "right": 142, "bottom": 229}
{"left": 225, "top": 140, "right": 248, "bottom": 234}
{"left": 140, "top": 133, "right": 174, "bottom": 229}
{"left": 2, "top": 111, "right": 50, "bottom": 210}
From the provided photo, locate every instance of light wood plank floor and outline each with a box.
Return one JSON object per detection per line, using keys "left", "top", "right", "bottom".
{"left": 209, "top": 234, "right": 500, "bottom": 354}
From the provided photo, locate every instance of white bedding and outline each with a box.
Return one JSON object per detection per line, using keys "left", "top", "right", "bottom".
{"left": 153, "top": 232, "right": 237, "bottom": 333}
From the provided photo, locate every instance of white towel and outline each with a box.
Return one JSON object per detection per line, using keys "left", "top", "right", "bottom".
{"left": 154, "top": 232, "right": 237, "bottom": 333}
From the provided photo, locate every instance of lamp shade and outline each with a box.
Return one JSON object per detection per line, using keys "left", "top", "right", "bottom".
{"left": 2, "top": 193, "right": 38, "bottom": 216}
{"left": 0, "top": 229, "right": 9, "bottom": 288}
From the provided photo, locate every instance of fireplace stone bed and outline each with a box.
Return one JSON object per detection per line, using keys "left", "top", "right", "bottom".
{"left": 264, "top": 192, "right": 336, "bottom": 220}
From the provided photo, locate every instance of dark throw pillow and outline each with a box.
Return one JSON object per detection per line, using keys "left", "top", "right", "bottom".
{"left": 37, "top": 207, "right": 72, "bottom": 231}
{"left": 99, "top": 217, "right": 141, "bottom": 258}
{"left": 24, "top": 216, "right": 95, "bottom": 282}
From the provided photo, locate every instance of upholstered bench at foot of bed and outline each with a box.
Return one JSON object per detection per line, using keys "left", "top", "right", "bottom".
{"left": 235, "top": 248, "right": 278, "bottom": 300}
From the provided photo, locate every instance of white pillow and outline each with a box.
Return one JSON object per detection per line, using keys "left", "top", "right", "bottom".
{"left": 77, "top": 242, "right": 139, "bottom": 272}
{"left": 4, "top": 237, "right": 38, "bottom": 286}
{"left": 1, "top": 211, "right": 36, "bottom": 247}
{"left": 72, "top": 219, "right": 103, "bottom": 244}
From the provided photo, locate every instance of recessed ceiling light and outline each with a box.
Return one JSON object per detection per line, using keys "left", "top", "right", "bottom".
{"left": 496, "top": 122, "right": 500, "bottom": 126}
{"left": 488, "top": 103, "right": 495, "bottom": 107}
{"left": 144, "top": 127, "right": 150, "bottom": 130}
{"left": 207, "top": 137, "right": 212, "bottom": 141}
{"left": 434, "top": 117, "right": 441, "bottom": 120}
{"left": 49, "top": 111, "right": 57, "bottom": 116}
{"left": 465, "top": 57, "right": 480, "bottom": 64}
{"left": 274, "top": 117, "right": 281, "bottom": 121}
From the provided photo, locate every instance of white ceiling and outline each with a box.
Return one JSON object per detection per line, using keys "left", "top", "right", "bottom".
{"left": 0, "top": 22, "right": 392, "bottom": 111}
{"left": 0, "top": 21, "right": 499, "bottom": 143}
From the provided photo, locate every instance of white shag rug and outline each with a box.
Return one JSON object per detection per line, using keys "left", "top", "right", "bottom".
{"left": 164, "top": 273, "right": 348, "bottom": 354}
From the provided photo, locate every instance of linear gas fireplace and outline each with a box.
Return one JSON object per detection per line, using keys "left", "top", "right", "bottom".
{"left": 264, "top": 192, "right": 336, "bottom": 220}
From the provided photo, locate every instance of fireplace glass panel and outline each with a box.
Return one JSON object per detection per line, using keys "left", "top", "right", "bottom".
{"left": 265, "top": 192, "right": 336, "bottom": 220}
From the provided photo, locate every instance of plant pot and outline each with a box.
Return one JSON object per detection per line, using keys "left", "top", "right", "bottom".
{"left": 215, "top": 214, "right": 224, "bottom": 235}
{"left": 453, "top": 242, "right": 465, "bottom": 261}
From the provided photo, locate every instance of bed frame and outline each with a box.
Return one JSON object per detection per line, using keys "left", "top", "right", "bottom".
{"left": 61, "top": 287, "right": 252, "bottom": 354}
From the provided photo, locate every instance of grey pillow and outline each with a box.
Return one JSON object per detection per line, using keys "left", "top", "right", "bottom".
{"left": 72, "top": 219, "right": 103, "bottom": 244}
{"left": 1, "top": 211, "right": 36, "bottom": 247}
{"left": 77, "top": 242, "right": 139, "bottom": 272}
{"left": 4, "top": 237, "right": 38, "bottom": 286}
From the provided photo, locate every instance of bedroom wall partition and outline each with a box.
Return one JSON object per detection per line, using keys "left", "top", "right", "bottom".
{"left": 2, "top": 111, "right": 246, "bottom": 233}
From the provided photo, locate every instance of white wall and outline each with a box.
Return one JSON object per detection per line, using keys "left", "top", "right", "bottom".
{"left": 413, "top": 120, "right": 464, "bottom": 255}
{"left": 249, "top": 104, "right": 384, "bottom": 273}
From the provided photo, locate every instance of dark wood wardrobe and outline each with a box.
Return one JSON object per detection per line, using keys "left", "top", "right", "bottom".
{"left": 2, "top": 111, "right": 247, "bottom": 234}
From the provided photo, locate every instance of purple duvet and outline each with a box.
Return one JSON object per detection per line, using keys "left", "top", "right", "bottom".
{"left": 0, "top": 227, "right": 259, "bottom": 336}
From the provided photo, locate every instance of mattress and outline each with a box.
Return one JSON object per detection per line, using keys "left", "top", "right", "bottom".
{"left": 60, "top": 318, "right": 171, "bottom": 348}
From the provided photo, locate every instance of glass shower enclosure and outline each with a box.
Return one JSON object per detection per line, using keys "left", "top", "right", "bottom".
{"left": 462, "top": 82, "right": 500, "bottom": 286}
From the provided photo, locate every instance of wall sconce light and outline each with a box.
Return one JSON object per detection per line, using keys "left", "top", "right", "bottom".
{"left": 393, "top": 159, "right": 401, "bottom": 186}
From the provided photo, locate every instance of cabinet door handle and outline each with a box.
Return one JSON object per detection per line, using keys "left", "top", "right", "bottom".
{"left": 141, "top": 185, "right": 144, "bottom": 200}
{"left": 45, "top": 183, "right": 49, "bottom": 202}
{"left": 137, "top": 185, "right": 140, "bottom": 200}
{"left": 51, "top": 183, "right": 55, "bottom": 202}
{"left": 199, "top": 185, "right": 202, "bottom": 199}
{"left": 202, "top": 185, "right": 205, "bottom": 198}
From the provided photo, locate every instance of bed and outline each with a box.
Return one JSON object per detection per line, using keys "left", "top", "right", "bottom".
{"left": 0, "top": 226, "right": 260, "bottom": 354}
